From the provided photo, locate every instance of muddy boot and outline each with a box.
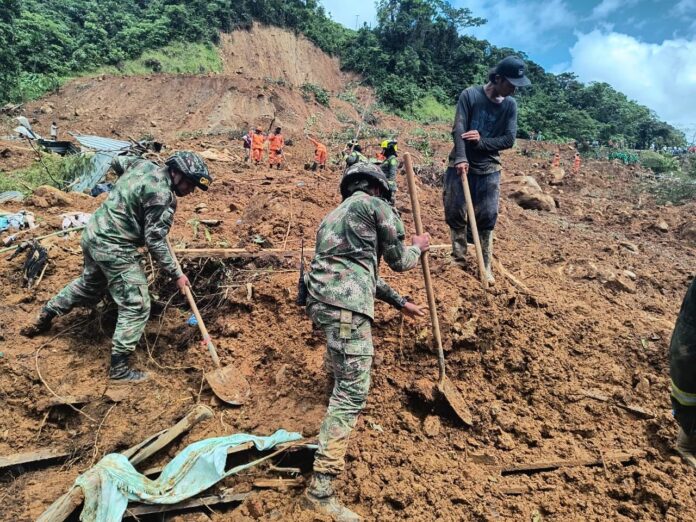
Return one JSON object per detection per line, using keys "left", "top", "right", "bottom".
{"left": 676, "top": 427, "right": 696, "bottom": 468}
{"left": 303, "top": 473, "right": 361, "bottom": 522}
{"left": 450, "top": 227, "right": 468, "bottom": 267}
{"left": 20, "top": 307, "right": 56, "bottom": 337}
{"left": 109, "top": 353, "right": 148, "bottom": 383}
{"left": 479, "top": 229, "right": 496, "bottom": 284}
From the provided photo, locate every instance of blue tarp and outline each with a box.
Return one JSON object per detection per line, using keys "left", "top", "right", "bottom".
{"left": 75, "top": 429, "right": 303, "bottom": 522}
{"left": 69, "top": 135, "right": 131, "bottom": 193}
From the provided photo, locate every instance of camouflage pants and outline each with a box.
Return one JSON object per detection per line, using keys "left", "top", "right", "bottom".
{"left": 307, "top": 298, "right": 373, "bottom": 476}
{"left": 671, "top": 277, "right": 696, "bottom": 435}
{"left": 46, "top": 238, "right": 150, "bottom": 355}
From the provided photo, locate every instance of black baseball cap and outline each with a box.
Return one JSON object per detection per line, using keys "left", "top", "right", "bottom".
{"left": 493, "top": 56, "right": 531, "bottom": 87}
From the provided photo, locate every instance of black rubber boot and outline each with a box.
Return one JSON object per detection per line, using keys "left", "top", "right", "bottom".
{"left": 480, "top": 230, "right": 496, "bottom": 284}
{"left": 109, "top": 353, "right": 148, "bottom": 383}
{"left": 676, "top": 427, "right": 696, "bottom": 468}
{"left": 450, "top": 227, "right": 468, "bottom": 267}
{"left": 20, "top": 307, "right": 56, "bottom": 338}
{"left": 302, "top": 473, "right": 361, "bottom": 522}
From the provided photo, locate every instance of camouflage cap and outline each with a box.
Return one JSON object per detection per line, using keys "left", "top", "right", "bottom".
{"left": 340, "top": 162, "right": 391, "bottom": 200}
{"left": 165, "top": 151, "right": 213, "bottom": 191}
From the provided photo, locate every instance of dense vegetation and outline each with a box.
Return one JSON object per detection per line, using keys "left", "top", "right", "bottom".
{"left": 1, "top": 0, "right": 684, "bottom": 148}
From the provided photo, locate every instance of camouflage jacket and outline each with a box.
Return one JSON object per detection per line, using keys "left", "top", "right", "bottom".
{"left": 83, "top": 156, "right": 183, "bottom": 278}
{"left": 380, "top": 155, "right": 398, "bottom": 181}
{"left": 345, "top": 151, "right": 368, "bottom": 167}
{"left": 307, "top": 190, "right": 421, "bottom": 319}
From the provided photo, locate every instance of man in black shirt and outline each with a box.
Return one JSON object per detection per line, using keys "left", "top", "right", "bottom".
{"left": 443, "top": 55, "right": 530, "bottom": 283}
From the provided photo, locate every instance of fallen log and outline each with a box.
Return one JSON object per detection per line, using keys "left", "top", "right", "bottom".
{"left": 124, "top": 489, "right": 247, "bottom": 517}
{"left": 501, "top": 450, "right": 645, "bottom": 475}
{"left": 37, "top": 404, "right": 213, "bottom": 522}
{"left": 173, "top": 243, "right": 453, "bottom": 258}
{"left": 0, "top": 449, "right": 71, "bottom": 471}
{"left": 35, "top": 395, "right": 95, "bottom": 412}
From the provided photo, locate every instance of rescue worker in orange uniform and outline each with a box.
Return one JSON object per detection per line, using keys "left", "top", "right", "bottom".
{"left": 573, "top": 152, "right": 581, "bottom": 175}
{"left": 251, "top": 127, "right": 266, "bottom": 165}
{"left": 268, "top": 127, "right": 285, "bottom": 169}
{"left": 307, "top": 135, "right": 327, "bottom": 171}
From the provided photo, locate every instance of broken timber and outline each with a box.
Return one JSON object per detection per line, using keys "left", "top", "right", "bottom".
{"left": 0, "top": 449, "right": 71, "bottom": 471}
{"left": 500, "top": 450, "right": 645, "bottom": 475}
{"left": 37, "top": 404, "right": 213, "bottom": 522}
{"left": 174, "top": 243, "right": 454, "bottom": 258}
{"left": 124, "top": 489, "right": 247, "bottom": 517}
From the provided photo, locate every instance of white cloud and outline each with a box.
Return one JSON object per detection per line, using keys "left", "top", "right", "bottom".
{"left": 567, "top": 29, "right": 696, "bottom": 127}
{"left": 674, "top": 0, "right": 696, "bottom": 16}
{"left": 465, "top": 0, "right": 576, "bottom": 52}
{"left": 588, "top": 0, "right": 631, "bottom": 20}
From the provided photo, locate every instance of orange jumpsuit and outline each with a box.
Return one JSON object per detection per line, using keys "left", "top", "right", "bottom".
{"left": 251, "top": 132, "right": 266, "bottom": 163}
{"left": 375, "top": 151, "right": 386, "bottom": 162}
{"left": 309, "top": 137, "right": 327, "bottom": 167}
{"left": 573, "top": 153, "right": 581, "bottom": 175}
{"left": 268, "top": 133, "right": 285, "bottom": 166}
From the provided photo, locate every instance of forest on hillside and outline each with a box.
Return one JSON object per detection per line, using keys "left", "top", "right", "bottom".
{"left": 0, "top": 0, "right": 685, "bottom": 148}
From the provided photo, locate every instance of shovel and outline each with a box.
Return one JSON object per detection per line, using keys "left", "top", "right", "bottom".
{"left": 167, "top": 238, "right": 251, "bottom": 406}
{"left": 460, "top": 172, "right": 488, "bottom": 290}
{"left": 403, "top": 153, "right": 473, "bottom": 426}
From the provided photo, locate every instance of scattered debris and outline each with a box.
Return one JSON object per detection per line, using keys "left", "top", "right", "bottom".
{"left": 124, "top": 489, "right": 248, "bottom": 517}
{"left": 60, "top": 212, "right": 91, "bottom": 230}
{"left": 0, "top": 449, "right": 71, "bottom": 471}
{"left": 501, "top": 450, "right": 645, "bottom": 475}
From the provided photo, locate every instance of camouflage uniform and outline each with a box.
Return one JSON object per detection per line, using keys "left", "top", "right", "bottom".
{"left": 307, "top": 190, "right": 420, "bottom": 475}
{"left": 45, "top": 156, "right": 183, "bottom": 355}
{"left": 345, "top": 150, "right": 368, "bottom": 167}
{"left": 380, "top": 154, "right": 398, "bottom": 203}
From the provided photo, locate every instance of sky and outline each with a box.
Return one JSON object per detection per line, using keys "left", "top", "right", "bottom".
{"left": 320, "top": 0, "right": 696, "bottom": 137}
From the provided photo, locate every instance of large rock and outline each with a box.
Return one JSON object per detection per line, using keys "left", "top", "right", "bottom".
{"left": 679, "top": 221, "right": 696, "bottom": 246}
{"left": 31, "top": 185, "right": 73, "bottom": 207}
{"left": 549, "top": 166, "right": 565, "bottom": 185}
{"left": 502, "top": 175, "right": 541, "bottom": 193}
{"left": 512, "top": 190, "right": 556, "bottom": 212}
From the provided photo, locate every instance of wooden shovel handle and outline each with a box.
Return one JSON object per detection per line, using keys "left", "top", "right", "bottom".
{"left": 166, "top": 237, "right": 221, "bottom": 368}
{"left": 461, "top": 173, "right": 488, "bottom": 289}
{"left": 403, "top": 153, "right": 446, "bottom": 383}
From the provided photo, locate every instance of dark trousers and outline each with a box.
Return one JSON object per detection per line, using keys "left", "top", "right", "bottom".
{"left": 671, "top": 277, "right": 696, "bottom": 434}
{"left": 443, "top": 167, "right": 501, "bottom": 233}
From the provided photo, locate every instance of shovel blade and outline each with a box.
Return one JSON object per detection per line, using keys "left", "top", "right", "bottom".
{"left": 205, "top": 366, "right": 251, "bottom": 406}
{"left": 438, "top": 377, "right": 473, "bottom": 426}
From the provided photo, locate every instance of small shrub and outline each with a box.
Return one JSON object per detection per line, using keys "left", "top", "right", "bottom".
{"left": 0, "top": 153, "right": 92, "bottom": 194}
{"left": 301, "top": 83, "right": 330, "bottom": 106}
{"left": 640, "top": 151, "right": 678, "bottom": 174}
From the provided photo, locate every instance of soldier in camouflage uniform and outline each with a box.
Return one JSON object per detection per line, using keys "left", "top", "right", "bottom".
{"left": 303, "top": 162, "right": 430, "bottom": 521}
{"left": 670, "top": 277, "right": 696, "bottom": 468}
{"left": 379, "top": 140, "right": 399, "bottom": 205}
{"left": 21, "top": 152, "right": 213, "bottom": 383}
{"left": 344, "top": 141, "right": 368, "bottom": 167}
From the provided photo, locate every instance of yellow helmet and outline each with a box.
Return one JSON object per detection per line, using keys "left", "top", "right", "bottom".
{"left": 381, "top": 140, "right": 398, "bottom": 152}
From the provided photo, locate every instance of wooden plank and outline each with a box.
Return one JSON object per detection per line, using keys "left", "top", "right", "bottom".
{"left": 0, "top": 449, "right": 70, "bottom": 470}
{"left": 36, "top": 395, "right": 95, "bottom": 412}
{"left": 253, "top": 478, "right": 302, "bottom": 489}
{"left": 579, "top": 390, "right": 655, "bottom": 419}
{"left": 124, "top": 489, "right": 247, "bottom": 517}
{"left": 174, "top": 244, "right": 452, "bottom": 259}
{"left": 501, "top": 450, "right": 644, "bottom": 475}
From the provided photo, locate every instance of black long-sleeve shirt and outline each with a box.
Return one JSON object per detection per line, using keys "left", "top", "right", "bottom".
{"left": 448, "top": 86, "right": 517, "bottom": 175}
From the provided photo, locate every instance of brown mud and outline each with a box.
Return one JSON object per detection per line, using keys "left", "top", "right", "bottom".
{"left": 1, "top": 24, "right": 696, "bottom": 522}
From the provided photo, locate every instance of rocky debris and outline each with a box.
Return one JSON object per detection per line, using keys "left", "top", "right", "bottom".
{"left": 30, "top": 185, "right": 73, "bottom": 208}
{"left": 549, "top": 166, "right": 565, "bottom": 186}
{"left": 619, "top": 240, "right": 640, "bottom": 253}
{"left": 678, "top": 220, "right": 696, "bottom": 246}
{"left": 502, "top": 175, "right": 556, "bottom": 212}
{"left": 654, "top": 219, "right": 669, "bottom": 233}
{"left": 422, "top": 415, "right": 441, "bottom": 438}
{"left": 604, "top": 274, "right": 637, "bottom": 294}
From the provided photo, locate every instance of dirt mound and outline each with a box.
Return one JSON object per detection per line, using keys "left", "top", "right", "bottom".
{"left": 2, "top": 138, "right": 696, "bottom": 520}
{"left": 220, "top": 23, "right": 356, "bottom": 91}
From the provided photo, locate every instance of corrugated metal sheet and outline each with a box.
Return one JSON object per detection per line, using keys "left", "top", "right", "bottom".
{"left": 72, "top": 134, "right": 131, "bottom": 153}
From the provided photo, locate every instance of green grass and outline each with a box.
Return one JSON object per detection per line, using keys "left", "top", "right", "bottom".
{"left": 401, "top": 95, "right": 454, "bottom": 124}
{"left": 10, "top": 42, "right": 223, "bottom": 103}
{"left": 93, "top": 42, "right": 222, "bottom": 76}
{"left": 0, "top": 153, "right": 92, "bottom": 194}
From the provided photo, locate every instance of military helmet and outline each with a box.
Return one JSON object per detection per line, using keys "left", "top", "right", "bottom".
{"left": 165, "top": 151, "right": 213, "bottom": 191}
{"left": 340, "top": 162, "right": 391, "bottom": 201}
